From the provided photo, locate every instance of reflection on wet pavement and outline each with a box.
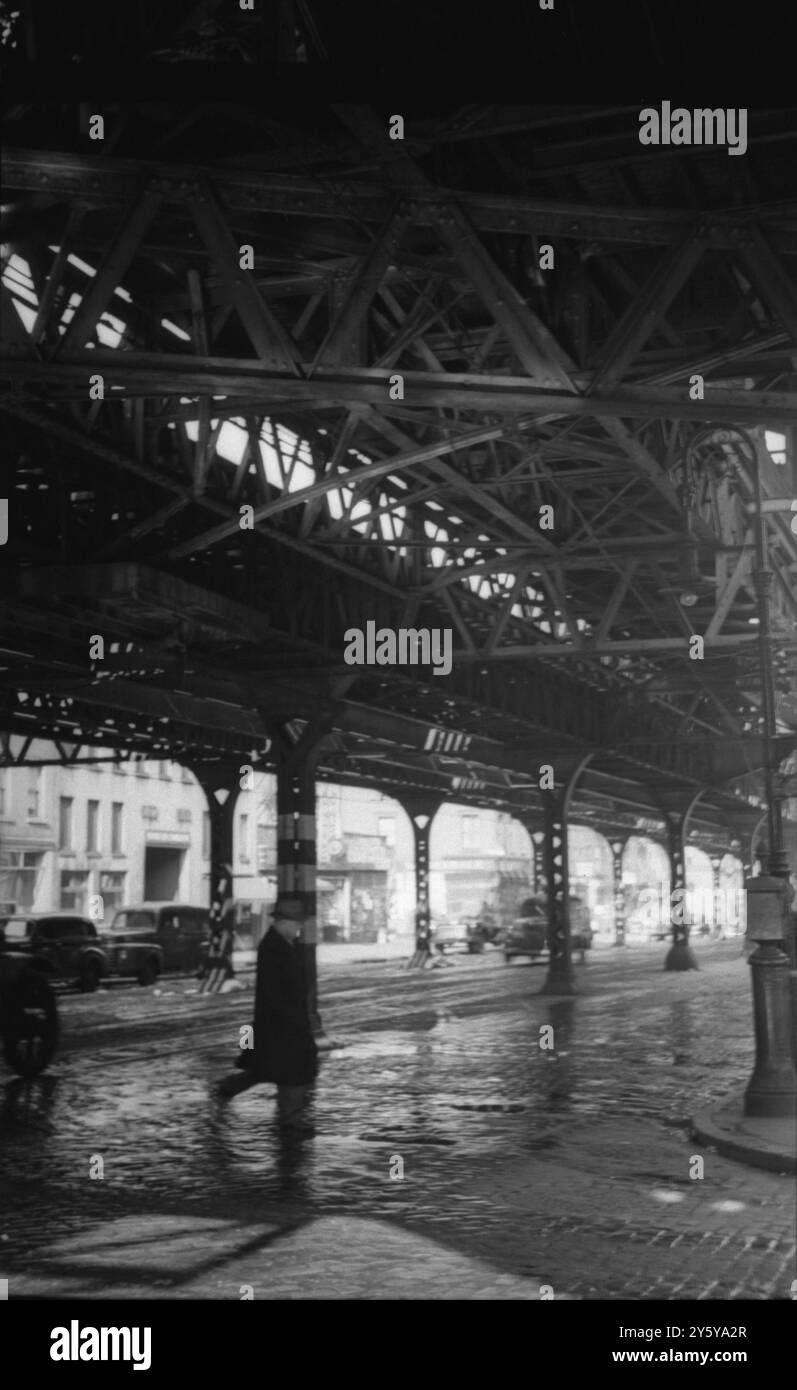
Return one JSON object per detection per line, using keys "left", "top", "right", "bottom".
{"left": 0, "top": 944, "right": 794, "bottom": 1298}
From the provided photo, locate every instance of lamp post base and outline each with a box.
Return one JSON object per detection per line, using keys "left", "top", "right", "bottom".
{"left": 744, "top": 942, "right": 797, "bottom": 1118}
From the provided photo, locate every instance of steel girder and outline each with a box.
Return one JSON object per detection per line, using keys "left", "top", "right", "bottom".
{"left": 5, "top": 147, "right": 797, "bottom": 255}
{"left": 4, "top": 110, "right": 797, "bottom": 852}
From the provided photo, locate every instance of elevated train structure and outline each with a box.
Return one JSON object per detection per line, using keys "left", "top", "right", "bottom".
{"left": 2, "top": 81, "right": 797, "bottom": 1005}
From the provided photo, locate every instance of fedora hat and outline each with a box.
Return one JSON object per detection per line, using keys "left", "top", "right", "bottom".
{"left": 270, "top": 896, "right": 305, "bottom": 922}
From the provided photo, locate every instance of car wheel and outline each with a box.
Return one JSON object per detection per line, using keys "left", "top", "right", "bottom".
{"left": 137, "top": 958, "right": 159, "bottom": 987}
{"left": 2, "top": 970, "right": 58, "bottom": 1077}
{"left": 467, "top": 941, "right": 484, "bottom": 955}
{"left": 79, "top": 959, "right": 101, "bottom": 993}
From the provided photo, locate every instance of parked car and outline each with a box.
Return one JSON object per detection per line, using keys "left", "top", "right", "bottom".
{"left": 0, "top": 913, "right": 108, "bottom": 992}
{"left": 102, "top": 903, "right": 211, "bottom": 984}
{"left": 464, "top": 915, "right": 502, "bottom": 954}
{"left": 503, "top": 894, "right": 593, "bottom": 962}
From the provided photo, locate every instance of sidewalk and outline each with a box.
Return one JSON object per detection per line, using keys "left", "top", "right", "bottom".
{"left": 692, "top": 1096, "right": 796, "bottom": 1174}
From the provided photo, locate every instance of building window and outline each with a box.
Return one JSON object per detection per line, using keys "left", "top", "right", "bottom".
{"left": 26, "top": 774, "right": 40, "bottom": 820}
{"left": 202, "top": 812, "right": 211, "bottom": 859}
{"left": 99, "top": 870, "right": 126, "bottom": 914}
{"left": 135, "top": 761, "right": 148, "bottom": 777}
{"left": 462, "top": 815, "right": 480, "bottom": 851}
{"left": 0, "top": 850, "right": 43, "bottom": 910}
{"left": 378, "top": 817, "right": 396, "bottom": 848}
{"left": 87, "top": 799, "right": 99, "bottom": 852}
{"left": 59, "top": 796, "right": 73, "bottom": 850}
{"left": 60, "top": 870, "right": 89, "bottom": 912}
{"left": 176, "top": 808, "right": 192, "bottom": 824}
{"left": 111, "top": 802, "right": 123, "bottom": 855}
{"left": 141, "top": 805, "right": 158, "bottom": 823}
{"left": 239, "top": 813, "right": 250, "bottom": 862}
{"left": 257, "top": 823, "right": 271, "bottom": 872}
{"left": 181, "top": 766, "right": 192, "bottom": 784}
{"left": 159, "top": 761, "right": 171, "bottom": 780}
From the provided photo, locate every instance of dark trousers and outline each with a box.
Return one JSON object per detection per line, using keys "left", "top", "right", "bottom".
{"left": 277, "top": 1083, "right": 312, "bottom": 1125}
{"left": 219, "top": 1071, "right": 313, "bottom": 1124}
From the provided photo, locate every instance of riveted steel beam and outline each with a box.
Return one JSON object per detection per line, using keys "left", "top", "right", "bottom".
{"left": 5, "top": 150, "right": 797, "bottom": 253}
{"left": 589, "top": 232, "right": 708, "bottom": 393}
{"left": 5, "top": 349, "right": 797, "bottom": 425}
{"left": 187, "top": 180, "right": 303, "bottom": 373}
{"left": 55, "top": 183, "right": 163, "bottom": 353}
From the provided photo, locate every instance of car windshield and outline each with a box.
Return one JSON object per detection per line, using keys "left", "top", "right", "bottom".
{"left": 2, "top": 919, "right": 32, "bottom": 941}
{"left": 110, "top": 911, "right": 157, "bottom": 931}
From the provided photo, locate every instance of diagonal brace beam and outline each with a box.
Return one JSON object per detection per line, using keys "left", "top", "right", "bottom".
{"left": 188, "top": 180, "right": 303, "bottom": 374}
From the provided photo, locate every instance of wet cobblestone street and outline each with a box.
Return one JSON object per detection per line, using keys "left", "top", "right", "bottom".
{"left": 1, "top": 942, "right": 794, "bottom": 1300}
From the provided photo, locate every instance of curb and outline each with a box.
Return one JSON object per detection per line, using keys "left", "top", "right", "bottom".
{"left": 690, "top": 1098, "right": 796, "bottom": 1174}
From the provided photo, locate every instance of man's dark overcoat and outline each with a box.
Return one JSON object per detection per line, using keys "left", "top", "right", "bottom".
{"left": 251, "top": 926, "right": 318, "bottom": 1084}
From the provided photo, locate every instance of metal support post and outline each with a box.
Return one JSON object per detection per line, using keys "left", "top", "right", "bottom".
{"left": 610, "top": 838, "right": 628, "bottom": 946}
{"left": 398, "top": 796, "right": 442, "bottom": 967}
{"left": 660, "top": 797, "right": 700, "bottom": 971}
{"left": 540, "top": 757, "right": 591, "bottom": 996}
{"left": 191, "top": 763, "right": 241, "bottom": 991}
{"left": 273, "top": 726, "right": 322, "bottom": 1035}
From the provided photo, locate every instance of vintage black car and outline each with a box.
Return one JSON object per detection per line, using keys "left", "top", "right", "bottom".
{"left": 102, "top": 902, "right": 211, "bottom": 984}
{"left": 0, "top": 912, "right": 109, "bottom": 992}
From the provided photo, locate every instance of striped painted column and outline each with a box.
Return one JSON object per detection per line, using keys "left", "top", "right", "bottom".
{"left": 539, "top": 756, "right": 592, "bottom": 997}
{"left": 660, "top": 795, "right": 699, "bottom": 972}
{"left": 191, "top": 765, "right": 241, "bottom": 988}
{"left": 276, "top": 751, "right": 321, "bottom": 1033}
{"left": 398, "top": 796, "right": 442, "bottom": 953}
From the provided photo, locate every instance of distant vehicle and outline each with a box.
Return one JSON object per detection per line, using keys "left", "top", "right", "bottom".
{"left": 0, "top": 913, "right": 108, "bottom": 992}
{"left": 430, "top": 918, "right": 470, "bottom": 953}
{"left": 103, "top": 903, "right": 211, "bottom": 984}
{"left": 464, "top": 915, "right": 502, "bottom": 954}
{"left": 503, "top": 896, "right": 547, "bottom": 962}
{"left": 503, "top": 895, "right": 593, "bottom": 962}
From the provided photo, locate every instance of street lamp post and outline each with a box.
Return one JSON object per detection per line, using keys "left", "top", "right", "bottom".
{"left": 722, "top": 427, "right": 797, "bottom": 1116}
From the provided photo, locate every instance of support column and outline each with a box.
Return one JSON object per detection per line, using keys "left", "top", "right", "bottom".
{"left": 398, "top": 795, "right": 442, "bottom": 959}
{"left": 609, "top": 838, "right": 628, "bottom": 947}
{"left": 191, "top": 763, "right": 242, "bottom": 986}
{"left": 272, "top": 724, "right": 322, "bottom": 1034}
{"left": 710, "top": 856, "right": 723, "bottom": 938}
{"left": 510, "top": 814, "right": 544, "bottom": 897}
{"left": 531, "top": 830, "right": 546, "bottom": 895}
{"left": 540, "top": 756, "right": 592, "bottom": 997}
{"left": 660, "top": 795, "right": 700, "bottom": 971}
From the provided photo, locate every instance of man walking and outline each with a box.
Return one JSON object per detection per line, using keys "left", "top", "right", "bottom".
{"left": 220, "top": 896, "right": 318, "bottom": 1131}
